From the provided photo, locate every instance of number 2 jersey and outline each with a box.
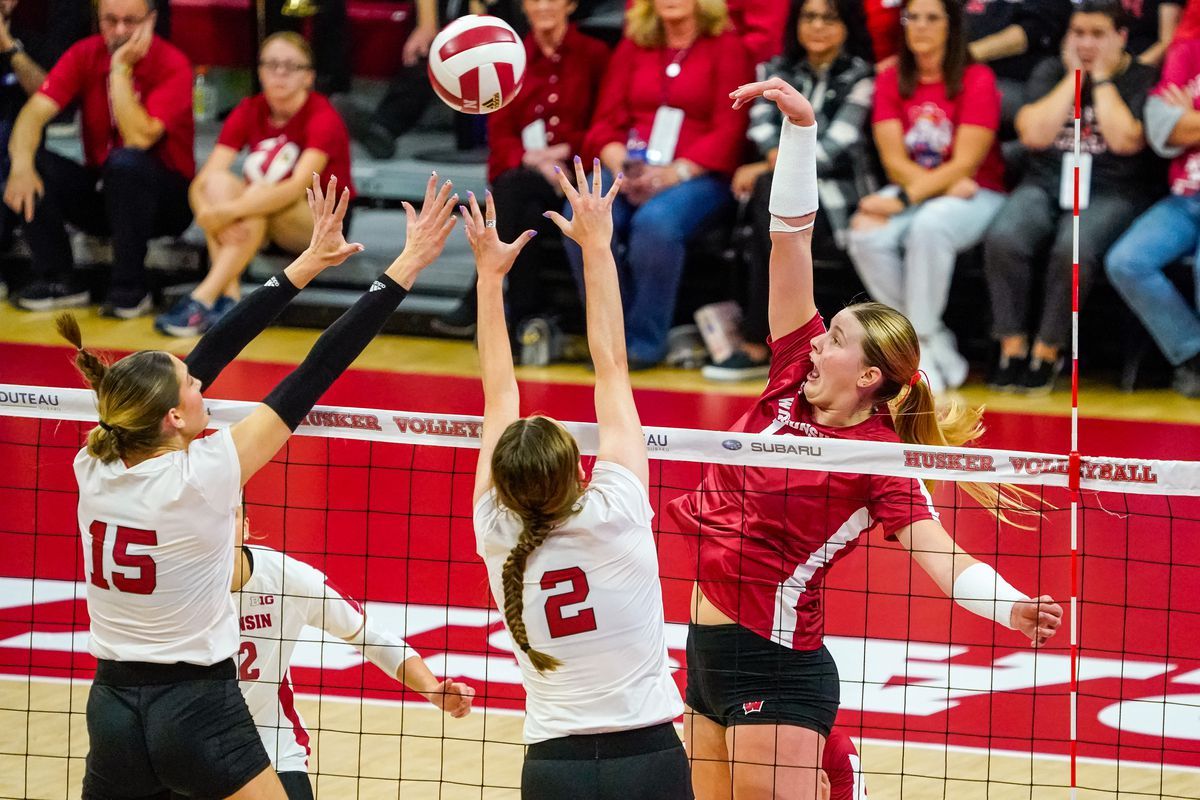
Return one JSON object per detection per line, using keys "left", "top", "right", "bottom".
{"left": 474, "top": 461, "right": 683, "bottom": 744}
{"left": 74, "top": 429, "right": 242, "bottom": 665}
{"left": 668, "top": 314, "right": 937, "bottom": 651}
{"left": 235, "top": 545, "right": 417, "bottom": 774}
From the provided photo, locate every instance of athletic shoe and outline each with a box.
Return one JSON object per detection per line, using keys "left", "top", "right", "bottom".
{"left": 1172, "top": 358, "right": 1200, "bottom": 399}
{"left": 430, "top": 299, "right": 477, "bottom": 338}
{"left": 928, "top": 330, "right": 969, "bottom": 389}
{"left": 517, "top": 316, "right": 562, "bottom": 367}
{"left": 211, "top": 296, "right": 237, "bottom": 325}
{"left": 702, "top": 351, "right": 771, "bottom": 382}
{"left": 1019, "top": 356, "right": 1063, "bottom": 396}
{"left": 156, "top": 296, "right": 215, "bottom": 337}
{"left": 99, "top": 293, "right": 153, "bottom": 320}
{"left": 987, "top": 353, "right": 1028, "bottom": 392}
{"left": 12, "top": 280, "right": 89, "bottom": 311}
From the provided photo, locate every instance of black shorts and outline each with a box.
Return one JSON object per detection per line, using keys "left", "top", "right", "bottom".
{"left": 685, "top": 623, "right": 840, "bottom": 736}
{"left": 521, "top": 722, "right": 693, "bottom": 800}
{"left": 82, "top": 659, "right": 272, "bottom": 800}
{"left": 278, "top": 770, "right": 315, "bottom": 800}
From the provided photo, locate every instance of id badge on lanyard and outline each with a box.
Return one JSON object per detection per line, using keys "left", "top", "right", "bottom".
{"left": 647, "top": 48, "right": 689, "bottom": 166}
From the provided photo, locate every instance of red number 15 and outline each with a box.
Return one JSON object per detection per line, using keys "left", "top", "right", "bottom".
{"left": 87, "top": 521, "right": 158, "bottom": 595}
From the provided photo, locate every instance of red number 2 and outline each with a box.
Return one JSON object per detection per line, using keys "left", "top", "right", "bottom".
{"left": 541, "top": 567, "right": 598, "bottom": 639}
{"left": 87, "top": 521, "right": 158, "bottom": 595}
{"left": 239, "top": 641, "right": 261, "bottom": 680}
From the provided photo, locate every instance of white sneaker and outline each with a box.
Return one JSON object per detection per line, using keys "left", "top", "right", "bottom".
{"left": 932, "top": 335, "right": 969, "bottom": 389}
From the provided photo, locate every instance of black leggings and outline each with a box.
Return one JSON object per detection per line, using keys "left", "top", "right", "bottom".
{"left": 521, "top": 722, "right": 693, "bottom": 800}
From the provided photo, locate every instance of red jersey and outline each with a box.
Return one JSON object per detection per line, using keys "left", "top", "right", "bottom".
{"left": 218, "top": 92, "right": 355, "bottom": 199}
{"left": 39, "top": 35, "right": 195, "bottom": 179}
{"left": 669, "top": 315, "right": 937, "bottom": 651}
{"left": 583, "top": 31, "right": 754, "bottom": 176}
{"left": 863, "top": 0, "right": 904, "bottom": 63}
{"left": 824, "top": 728, "right": 867, "bottom": 800}
{"left": 487, "top": 26, "right": 610, "bottom": 183}
{"left": 872, "top": 63, "right": 1006, "bottom": 194}
{"left": 1155, "top": 39, "right": 1200, "bottom": 196}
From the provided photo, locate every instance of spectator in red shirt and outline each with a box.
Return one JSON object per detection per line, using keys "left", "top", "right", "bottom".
{"left": 845, "top": 0, "right": 1006, "bottom": 393}
{"left": 431, "top": 0, "right": 611, "bottom": 353}
{"left": 565, "top": 0, "right": 754, "bottom": 368}
{"left": 5, "top": 0, "right": 194, "bottom": 317}
{"left": 155, "top": 32, "right": 355, "bottom": 338}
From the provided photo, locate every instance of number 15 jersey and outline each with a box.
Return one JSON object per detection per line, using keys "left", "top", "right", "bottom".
{"left": 474, "top": 461, "right": 683, "bottom": 744}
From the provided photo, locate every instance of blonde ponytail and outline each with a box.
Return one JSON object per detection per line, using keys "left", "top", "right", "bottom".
{"left": 849, "top": 303, "right": 1043, "bottom": 526}
{"left": 55, "top": 313, "right": 181, "bottom": 463}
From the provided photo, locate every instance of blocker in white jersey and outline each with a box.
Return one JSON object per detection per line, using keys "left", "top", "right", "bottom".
{"left": 59, "top": 174, "right": 463, "bottom": 800}
{"left": 474, "top": 461, "right": 682, "bottom": 743}
{"left": 76, "top": 429, "right": 241, "bottom": 664}
{"left": 233, "top": 543, "right": 473, "bottom": 794}
{"left": 467, "top": 167, "right": 691, "bottom": 799}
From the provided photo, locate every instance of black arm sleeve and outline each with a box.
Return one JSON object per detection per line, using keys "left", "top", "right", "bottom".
{"left": 263, "top": 274, "right": 409, "bottom": 430}
{"left": 185, "top": 272, "right": 302, "bottom": 390}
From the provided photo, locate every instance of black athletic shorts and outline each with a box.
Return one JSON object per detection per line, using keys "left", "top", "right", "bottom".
{"left": 278, "top": 770, "right": 315, "bottom": 800}
{"left": 521, "top": 721, "right": 693, "bottom": 800}
{"left": 82, "top": 658, "right": 272, "bottom": 800}
{"left": 685, "top": 623, "right": 840, "bottom": 736}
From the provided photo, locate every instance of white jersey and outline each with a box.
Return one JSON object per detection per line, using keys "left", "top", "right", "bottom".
{"left": 74, "top": 429, "right": 241, "bottom": 665}
{"left": 474, "top": 461, "right": 683, "bottom": 744}
{"left": 236, "top": 545, "right": 417, "bottom": 773}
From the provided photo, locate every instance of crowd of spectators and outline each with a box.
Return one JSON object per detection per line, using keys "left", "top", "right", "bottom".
{"left": 1, "top": 0, "right": 1198, "bottom": 399}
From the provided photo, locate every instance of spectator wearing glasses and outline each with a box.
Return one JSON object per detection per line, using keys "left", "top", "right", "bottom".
{"left": 156, "top": 32, "right": 354, "bottom": 337}
{"left": 4, "top": 0, "right": 194, "bottom": 317}
{"left": 709, "top": 0, "right": 877, "bottom": 382}
{"left": 983, "top": 0, "right": 1159, "bottom": 395}
{"left": 846, "top": 0, "right": 1006, "bottom": 392}
{"left": 1104, "top": 0, "right": 1200, "bottom": 399}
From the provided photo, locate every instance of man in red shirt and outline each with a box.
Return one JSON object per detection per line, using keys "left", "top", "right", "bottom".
{"left": 4, "top": 0, "right": 194, "bottom": 317}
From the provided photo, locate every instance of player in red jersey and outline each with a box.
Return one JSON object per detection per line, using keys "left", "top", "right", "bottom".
{"left": 673, "top": 78, "right": 1064, "bottom": 800}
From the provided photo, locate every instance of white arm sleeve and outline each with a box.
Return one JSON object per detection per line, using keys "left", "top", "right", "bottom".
{"left": 952, "top": 562, "right": 1030, "bottom": 630}
{"left": 769, "top": 120, "right": 819, "bottom": 227}
{"left": 347, "top": 619, "right": 420, "bottom": 680}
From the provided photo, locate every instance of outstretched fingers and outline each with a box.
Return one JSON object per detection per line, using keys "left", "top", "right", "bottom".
{"left": 603, "top": 172, "right": 624, "bottom": 205}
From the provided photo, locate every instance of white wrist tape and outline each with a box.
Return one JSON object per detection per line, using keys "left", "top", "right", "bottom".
{"left": 952, "top": 562, "right": 1029, "bottom": 630}
{"left": 769, "top": 120, "right": 819, "bottom": 221}
{"left": 349, "top": 622, "right": 419, "bottom": 679}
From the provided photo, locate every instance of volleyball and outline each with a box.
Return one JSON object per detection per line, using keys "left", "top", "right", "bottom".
{"left": 427, "top": 15, "right": 525, "bottom": 115}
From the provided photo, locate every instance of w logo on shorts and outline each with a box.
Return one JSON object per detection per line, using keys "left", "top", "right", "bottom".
{"left": 742, "top": 700, "right": 765, "bottom": 715}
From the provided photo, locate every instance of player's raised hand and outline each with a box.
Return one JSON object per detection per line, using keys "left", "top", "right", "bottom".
{"left": 397, "top": 171, "right": 459, "bottom": 272}
{"left": 305, "top": 173, "right": 364, "bottom": 267}
{"left": 1011, "top": 595, "right": 1063, "bottom": 648}
{"left": 543, "top": 156, "right": 621, "bottom": 250}
{"left": 729, "top": 77, "right": 815, "bottom": 127}
{"left": 428, "top": 678, "right": 476, "bottom": 718}
{"left": 461, "top": 189, "right": 537, "bottom": 279}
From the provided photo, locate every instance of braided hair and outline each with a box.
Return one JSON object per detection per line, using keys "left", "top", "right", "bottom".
{"left": 491, "top": 417, "right": 583, "bottom": 673}
{"left": 55, "top": 313, "right": 180, "bottom": 463}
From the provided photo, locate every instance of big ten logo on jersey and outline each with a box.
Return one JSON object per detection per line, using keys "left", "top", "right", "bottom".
{"left": 250, "top": 594, "right": 275, "bottom": 606}
{"left": 243, "top": 136, "right": 302, "bottom": 185}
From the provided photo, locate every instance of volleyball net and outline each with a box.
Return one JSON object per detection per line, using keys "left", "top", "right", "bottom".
{"left": 1, "top": 384, "right": 1198, "bottom": 800}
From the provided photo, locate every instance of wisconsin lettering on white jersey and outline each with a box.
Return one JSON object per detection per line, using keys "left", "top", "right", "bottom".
{"left": 236, "top": 546, "right": 417, "bottom": 773}
{"left": 74, "top": 429, "right": 241, "bottom": 664}
{"left": 474, "top": 461, "right": 683, "bottom": 744}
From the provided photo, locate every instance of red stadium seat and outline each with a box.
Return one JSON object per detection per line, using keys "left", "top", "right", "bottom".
{"left": 169, "top": 0, "right": 415, "bottom": 78}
